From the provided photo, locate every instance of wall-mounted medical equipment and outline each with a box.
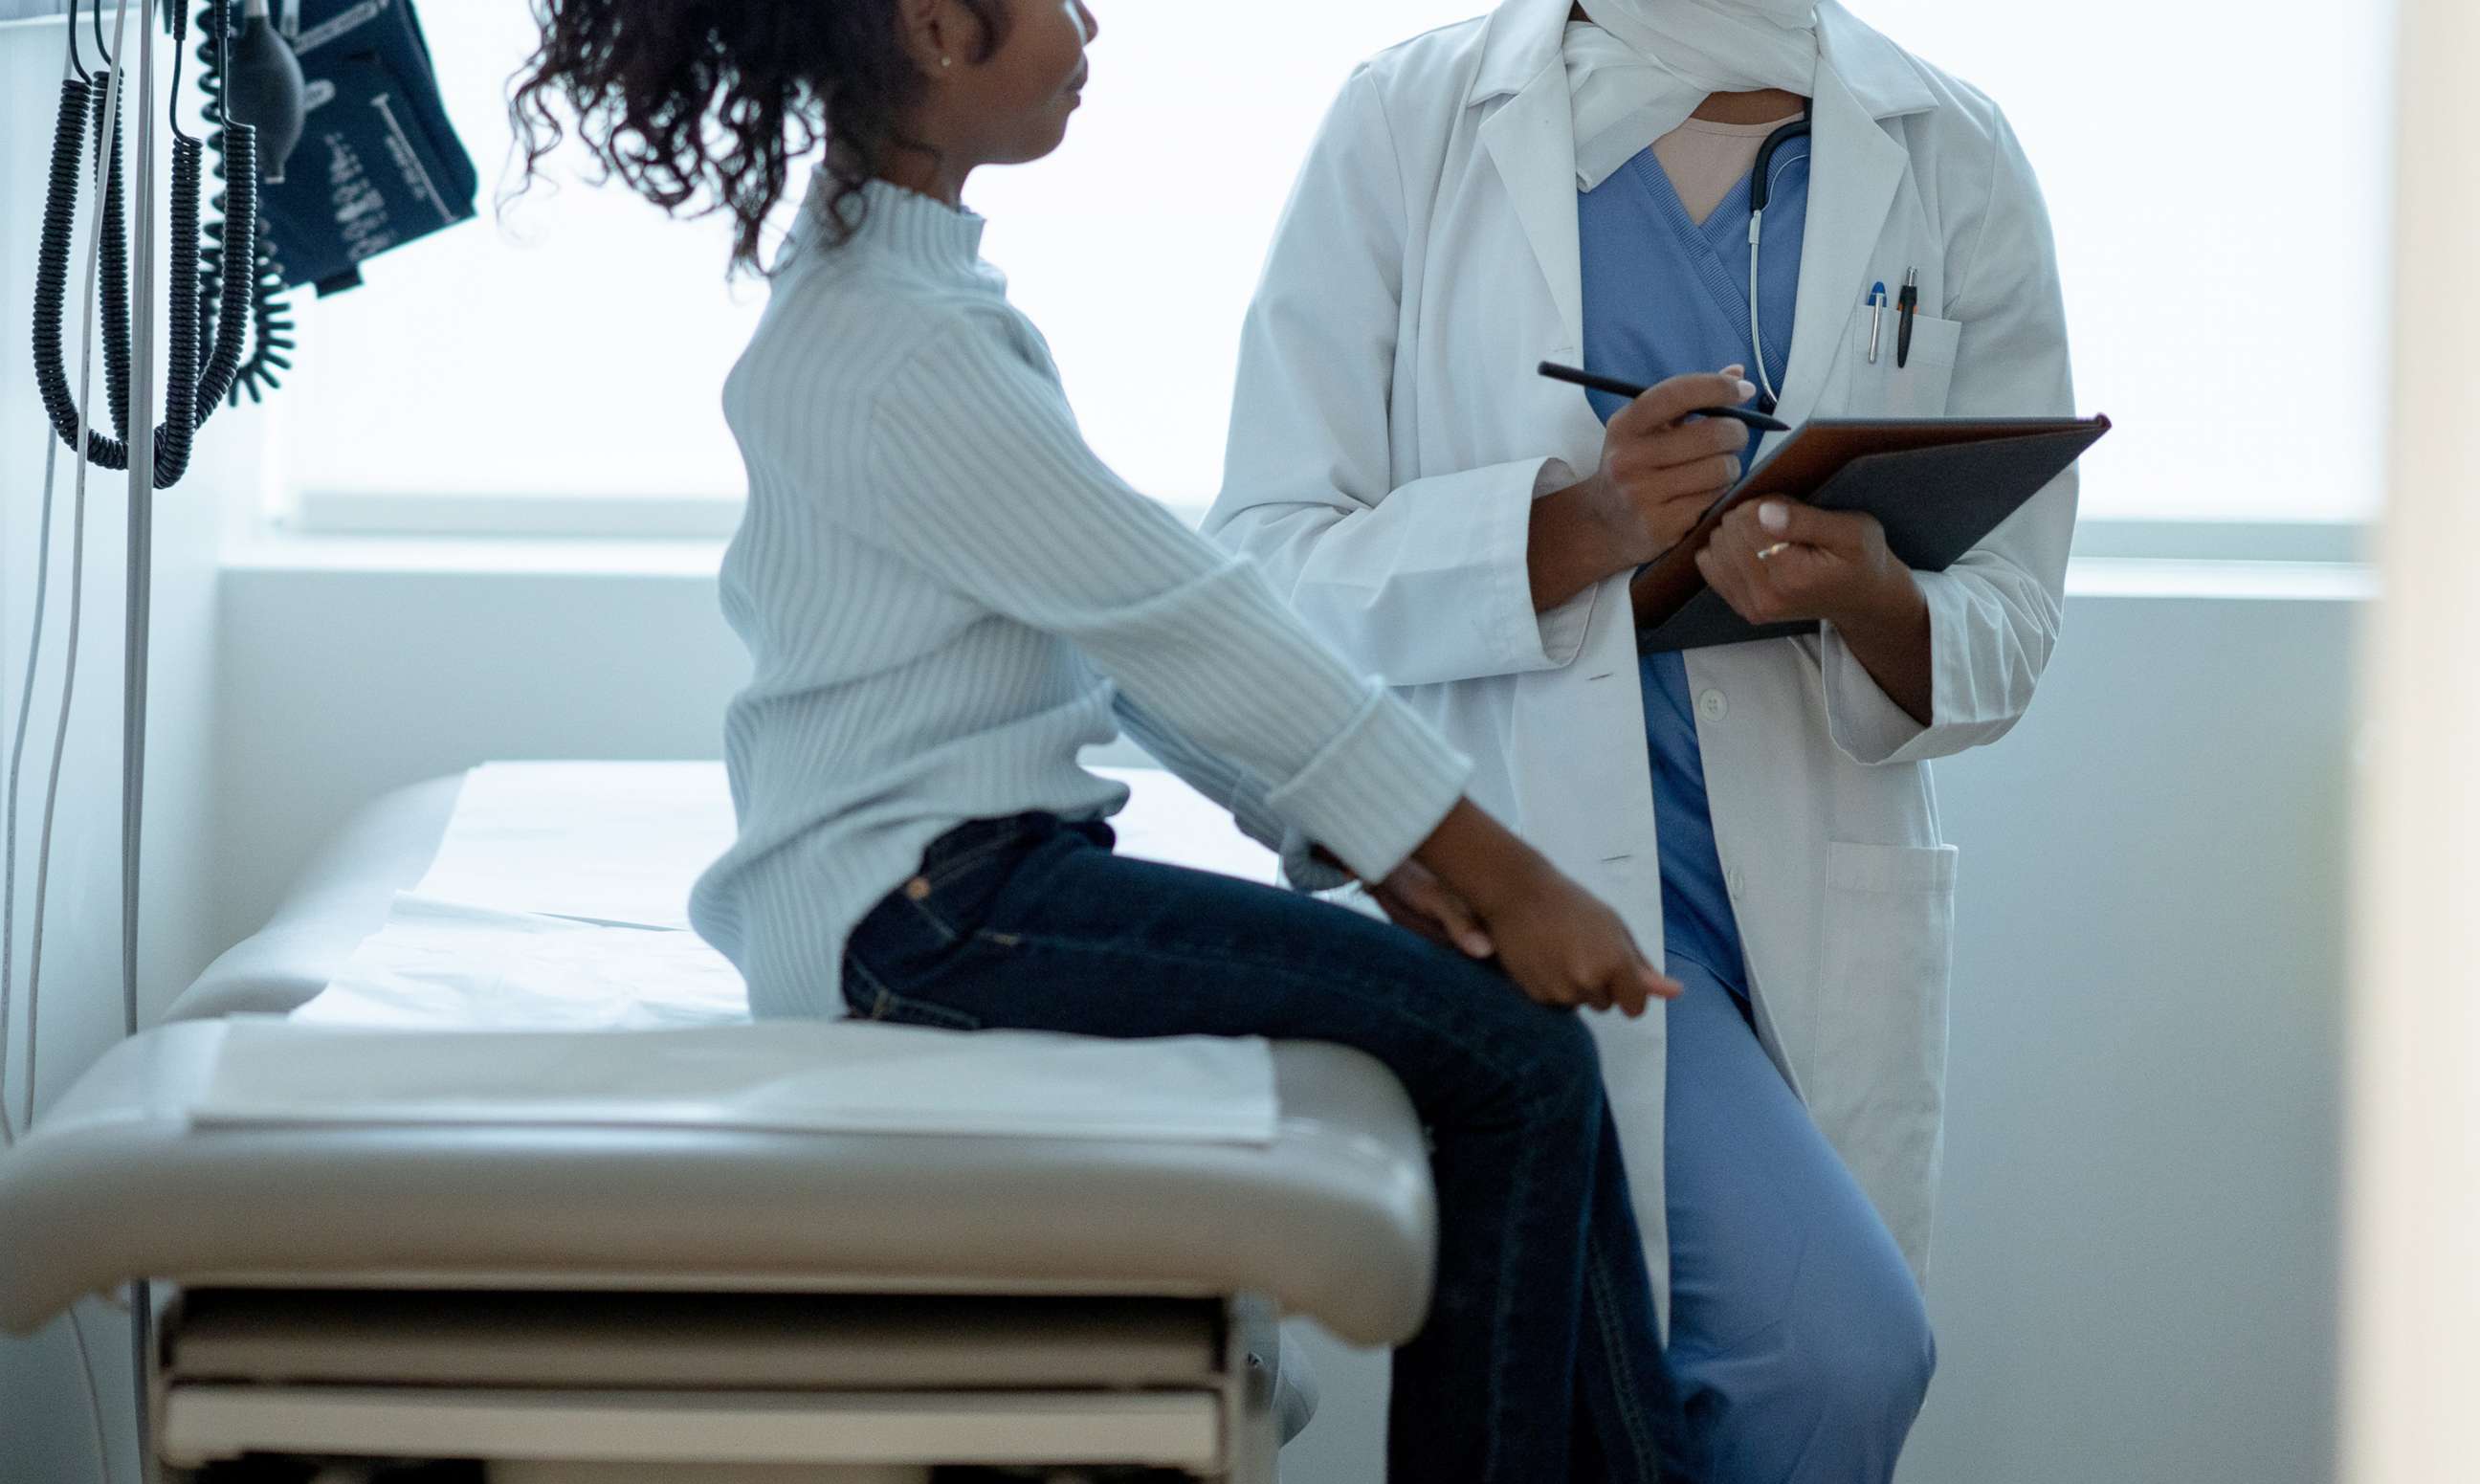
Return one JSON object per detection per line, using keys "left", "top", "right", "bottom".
{"left": 242, "top": 0, "right": 476, "bottom": 303}
{"left": 192, "top": 0, "right": 305, "bottom": 406}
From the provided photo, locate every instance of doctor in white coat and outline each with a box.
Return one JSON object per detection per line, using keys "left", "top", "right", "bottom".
{"left": 1207, "top": 0, "right": 2075, "bottom": 1477}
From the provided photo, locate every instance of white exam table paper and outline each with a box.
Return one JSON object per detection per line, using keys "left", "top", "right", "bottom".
{"left": 280, "top": 760, "right": 1288, "bottom": 1142}
{"left": 293, "top": 894, "right": 750, "bottom": 1030}
{"left": 194, "top": 1018, "right": 1279, "bottom": 1144}
{"left": 410, "top": 762, "right": 1280, "bottom": 934}
{"left": 412, "top": 761, "right": 733, "bottom": 930}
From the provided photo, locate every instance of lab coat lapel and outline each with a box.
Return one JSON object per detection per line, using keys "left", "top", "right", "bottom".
{"left": 1479, "top": 58, "right": 1587, "bottom": 356}
{"left": 1769, "top": 60, "right": 1909, "bottom": 432}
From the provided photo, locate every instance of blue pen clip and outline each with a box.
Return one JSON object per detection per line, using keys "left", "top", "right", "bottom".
{"left": 1867, "top": 282, "right": 1889, "bottom": 365}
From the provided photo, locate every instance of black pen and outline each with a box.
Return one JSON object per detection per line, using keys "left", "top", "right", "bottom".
{"left": 1895, "top": 269, "right": 1919, "bottom": 369}
{"left": 1537, "top": 363, "right": 1792, "bottom": 433}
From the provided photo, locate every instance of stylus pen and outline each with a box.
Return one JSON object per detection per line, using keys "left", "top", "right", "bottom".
{"left": 1537, "top": 363, "right": 1793, "bottom": 432}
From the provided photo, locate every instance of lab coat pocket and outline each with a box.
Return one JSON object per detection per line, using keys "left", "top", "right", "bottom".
{"left": 1842, "top": 307, "right": 1963, "bottom": 418}
{"left": 1806, "top": 841, "right": 1958, "bottom": 1249}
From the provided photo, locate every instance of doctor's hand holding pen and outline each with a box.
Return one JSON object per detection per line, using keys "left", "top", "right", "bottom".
{"left": 1528, "top": 368, "right": 1759, "bottom": 611}
{"left": 1318, "top": 805, "right": 1684, "bottom": 1017}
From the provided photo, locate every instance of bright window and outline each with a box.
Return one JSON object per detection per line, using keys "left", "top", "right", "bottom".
{"left": 1855, "top": 0, "right": 2397, "bottom": 521}
{"left": 285, "top": 1, "right": 2394, "bottom": 528}
{"left": 281, "top": 0, "right": 1467, "bottom": 523}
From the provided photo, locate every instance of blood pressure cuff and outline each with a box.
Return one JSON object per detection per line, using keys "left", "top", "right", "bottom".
{"left": 258, "top": 0, "right": 476, "bottom": 297}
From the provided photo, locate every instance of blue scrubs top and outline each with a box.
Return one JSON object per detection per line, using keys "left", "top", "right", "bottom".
{"left": 1575, "top": 133, "right": 1812, "bottom": 1001}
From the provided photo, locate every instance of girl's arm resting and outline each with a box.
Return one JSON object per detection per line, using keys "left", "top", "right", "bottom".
{"left": 1819, "top": 108, "right": 2077, "bottom": 766}
{"left": 1111, "top": 691, "right": 1353, "bottom": 892}
{"left": 869, "top": 322, "right": 1471, "bottom": 884}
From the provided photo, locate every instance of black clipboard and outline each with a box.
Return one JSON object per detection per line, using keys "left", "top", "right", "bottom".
{"left": 1633, "top": 414, "right": 2112, "bottom": 653}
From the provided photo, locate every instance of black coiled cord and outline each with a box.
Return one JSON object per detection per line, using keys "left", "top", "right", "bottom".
{"left": 194, "top": 0, "right": 292, "bottom": 405}
{"left": 33, "top": 75, "right": 201, "bottom": 485}
{"left": 31, "top": 10, "right": 260, "bottom": 482}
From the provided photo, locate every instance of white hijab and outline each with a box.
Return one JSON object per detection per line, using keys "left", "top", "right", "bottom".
{"left": 1566, "top": 0, "right": 1823, "bottom": 189}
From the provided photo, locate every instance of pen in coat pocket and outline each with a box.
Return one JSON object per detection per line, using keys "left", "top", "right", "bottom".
{"left": 1896, "top": 269, "right": 1920, "bottom": 369}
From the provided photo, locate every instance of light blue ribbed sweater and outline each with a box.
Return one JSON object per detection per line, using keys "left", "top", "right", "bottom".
{"left": 688, "top": 174, "right": 1474, "bottom": 1019}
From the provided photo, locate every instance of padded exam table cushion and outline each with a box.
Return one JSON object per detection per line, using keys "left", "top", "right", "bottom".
{"left": 0, "top": 771, "right": 1436, "bottom": 1346}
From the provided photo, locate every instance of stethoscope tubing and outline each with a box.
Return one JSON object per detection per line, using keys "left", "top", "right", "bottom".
{"left": 1744, "top": 109, "right": 1813, "bottom": 415}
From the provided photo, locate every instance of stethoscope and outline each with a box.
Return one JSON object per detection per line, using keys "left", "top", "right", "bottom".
{"left": 1744, "top": 106, "right": 1814, "bottom": 415}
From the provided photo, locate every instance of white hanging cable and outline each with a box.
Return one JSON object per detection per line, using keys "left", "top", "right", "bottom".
{"left": 1, "top": 429, "right": 66, "bottom": 1150}
{"left": 16, "top": 0, "right": 128, "bottom": 1138}
{"left": 7, "top": 0, "right": 126, "bottom": 1143}
{"left": 0, "top": 437, "right": 58, "bottom": 1151}
{"left": 115, "top": 0, "right": 158, "bottom": 1053}
{"left": 65, "top": 1306, "right": 118, "bottom": 1484}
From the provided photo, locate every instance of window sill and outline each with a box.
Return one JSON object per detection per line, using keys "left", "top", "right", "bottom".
{"left": 2063, "top": 558, "right": 2375, "bottom": 603}
{"left": 225, "top": 529, "right": 728, "bottom": 579}
{"left": 282, "top": 491, "right": 745, "bottom": 543}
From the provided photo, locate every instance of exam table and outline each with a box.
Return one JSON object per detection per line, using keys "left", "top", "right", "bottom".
{"left": 0, "top": 767, "right": 1438, "bottom": 1483}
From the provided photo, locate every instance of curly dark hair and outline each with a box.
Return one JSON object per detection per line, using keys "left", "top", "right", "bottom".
{"left": 510, "top": 0, "right": 1010, "bottom": 276}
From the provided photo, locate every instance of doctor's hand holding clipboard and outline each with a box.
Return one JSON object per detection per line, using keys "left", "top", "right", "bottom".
{"left": 1694, "top": 497, "right": 1934, "bottom": 721}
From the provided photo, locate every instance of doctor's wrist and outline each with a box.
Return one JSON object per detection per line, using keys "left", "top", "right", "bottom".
{"left": 1827, "top": 557, "right": 1927, "bottom": 641}
{"left": 1528, "top": 473, "right": 1643, "bottom": 612}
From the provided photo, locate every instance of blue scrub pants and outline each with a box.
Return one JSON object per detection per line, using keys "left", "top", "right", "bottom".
{"left": 1662, "top": 964, "right": 1937, "bottom": 1484}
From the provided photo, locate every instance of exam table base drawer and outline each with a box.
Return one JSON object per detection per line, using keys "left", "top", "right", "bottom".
{"left": 161, "top": 1385, "right": 1223, "bottom": 1471}
{"left": 160, "top": 1289, "right": 1276, "bottom": 1479}
{"left": 167, "top": 1290, "right": 1226, "bottom": 1392}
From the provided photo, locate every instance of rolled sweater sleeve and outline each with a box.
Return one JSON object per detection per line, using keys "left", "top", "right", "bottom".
{"left": 866, "top": 319, "right": 1471, "bottom": 883}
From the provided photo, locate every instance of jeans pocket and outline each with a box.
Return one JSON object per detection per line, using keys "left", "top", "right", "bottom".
{"left": 850, "top": 979, "right": 986, "bottom": 1032}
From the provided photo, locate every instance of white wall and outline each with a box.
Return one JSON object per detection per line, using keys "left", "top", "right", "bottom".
{"left": 210, "top": 546, "right": 745, "bottom": 951}
{"left": 0, "top": 15, "right": 259, "bottom": 1481}
{"left": 208, "top": 550, "right": 2361, "bottom": 1484}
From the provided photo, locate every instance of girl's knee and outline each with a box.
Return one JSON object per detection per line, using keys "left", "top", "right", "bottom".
{"left": 1511, "top": 1004, "right": 1605, "bottom": 1103}
{"left": 1452, "top": 997, "right": 1605, "bottom": 1131}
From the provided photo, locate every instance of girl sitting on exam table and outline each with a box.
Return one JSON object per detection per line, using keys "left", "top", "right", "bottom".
{"left": 515, "top": 3, "right": 1707, "bottom": 1481}
{"left": 1208, "top": 2, "right": 2079, "bottom": 1481}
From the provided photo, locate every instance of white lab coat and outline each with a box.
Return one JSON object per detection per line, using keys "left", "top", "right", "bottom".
{"left": 1207, "top": 0, "right": 2075, "bottom": 1302}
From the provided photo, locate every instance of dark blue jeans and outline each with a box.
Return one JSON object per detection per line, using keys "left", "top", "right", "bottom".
{"left": 842, "top": 813, "right": 1701, "bottom": 1484}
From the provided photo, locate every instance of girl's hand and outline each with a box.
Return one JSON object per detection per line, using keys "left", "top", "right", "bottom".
{"left": 1411, "top": 801, "right": 1682, "bottom": 1016}
{"left": 1482, "top": 866, "right": 1680, "bottom": 1017}
{"left": 1370, "top": 858, "right": 1495, "bottom": 961}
